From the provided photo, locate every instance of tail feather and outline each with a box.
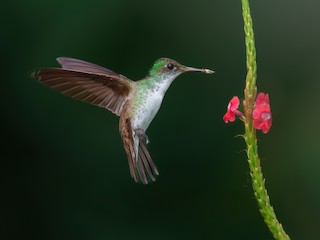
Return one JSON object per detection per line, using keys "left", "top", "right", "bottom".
{"left": 136, "top": 154, "right": 148, "bottom": 184}
{"left": 138, "top": 141, "right": 157, "bottom": 182}
{"left": 120, "top": 118, "right": 159, "bottom": 184}
{"left": 131, "top": 140, "right": 158, "bottom": 184}
{"left": 139, "top": 140, "right": 159, "bottom": 176}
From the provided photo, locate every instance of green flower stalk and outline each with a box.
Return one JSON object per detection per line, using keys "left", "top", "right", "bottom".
{"left": 224, "top": 0, "right": 291, "bottom": 239}
{"left": 242, "top": 0, "right": 290, "bottom": 239}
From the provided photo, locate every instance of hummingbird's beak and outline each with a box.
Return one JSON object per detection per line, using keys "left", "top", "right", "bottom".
{"left": 181, "top": 66, "right": 214, "bottom": 74}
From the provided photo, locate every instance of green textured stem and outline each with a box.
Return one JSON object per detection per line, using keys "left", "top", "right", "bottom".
{"left": 241, "top": 0, "right": 290, "bottom": 239}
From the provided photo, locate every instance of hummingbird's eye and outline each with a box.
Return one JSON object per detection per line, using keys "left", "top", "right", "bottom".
{"left": 166, "top": 63, "right": 174, "bottom": 70}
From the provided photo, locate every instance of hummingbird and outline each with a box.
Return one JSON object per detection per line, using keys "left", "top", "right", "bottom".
{"left": 31, "top": 57, "right": 214, "bottom": 184}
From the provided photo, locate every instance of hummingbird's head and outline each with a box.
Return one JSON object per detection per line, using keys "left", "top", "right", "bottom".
{"left": 148, "top": 58, "right": 214, "bottom": 81}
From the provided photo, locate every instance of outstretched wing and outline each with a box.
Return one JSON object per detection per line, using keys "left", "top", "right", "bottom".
{"left": 120, "top": 118, "right": 159, "bottom": 184}
{"left": 30, "top": 57, "right": 135, "bottom": 116}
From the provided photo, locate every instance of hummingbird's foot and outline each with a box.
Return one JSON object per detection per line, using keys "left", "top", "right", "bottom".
{"left": 134, "top": 128, "right": 150, "bottom": 144}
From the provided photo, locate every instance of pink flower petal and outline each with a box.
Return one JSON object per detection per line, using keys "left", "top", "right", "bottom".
{"left": 228, "top": 96, "right": 240, "bottom": 111}
{"left": 223, "top": 111, "right": 236, "bottom": 123}
{"left": 223, "top": 96, "right": 244, "bottom": 124}
{"left": 252, "top": 92, "right": 272, "bottom": 133}
{"left": 253, "top": 118, "right": 263, "bottom": 129}
{"left": 255, "top": 92, "right": 270, "bottom": 106}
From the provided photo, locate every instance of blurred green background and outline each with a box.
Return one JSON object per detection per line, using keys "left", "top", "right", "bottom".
{"left": 2, "top": 0, "right": 320, "bottom": 239}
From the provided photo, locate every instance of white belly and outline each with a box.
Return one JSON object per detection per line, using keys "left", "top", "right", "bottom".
{"left": 130, "top": 75, "right": 177, "bottom": 161}
{"left": 132, "top": 91, "right": 164, "bottom": 131}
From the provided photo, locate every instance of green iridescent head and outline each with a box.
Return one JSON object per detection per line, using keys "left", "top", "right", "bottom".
{"left": 148, "top": 58, "right": 214, "bottom": 79}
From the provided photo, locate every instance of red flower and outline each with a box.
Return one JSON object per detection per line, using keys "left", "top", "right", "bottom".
{"left": 223, "top": 96, "right": 243, "bottom": 123}
{"left": 255, "top": 92, "right": 270, "bottom": 106}
{"left": 253, "top": 93, "right": 272, "bottom": 134}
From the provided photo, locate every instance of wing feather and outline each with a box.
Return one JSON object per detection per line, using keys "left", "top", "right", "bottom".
{"left": 31, "top": 64, "right": 134, "bottom": 116}
{"left": 57, "top": 57, "right": 121, "bottom": 76}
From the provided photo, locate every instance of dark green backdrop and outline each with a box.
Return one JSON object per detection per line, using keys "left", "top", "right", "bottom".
{"left": 2, "top": 0, "right": 320, "bottom": 239}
